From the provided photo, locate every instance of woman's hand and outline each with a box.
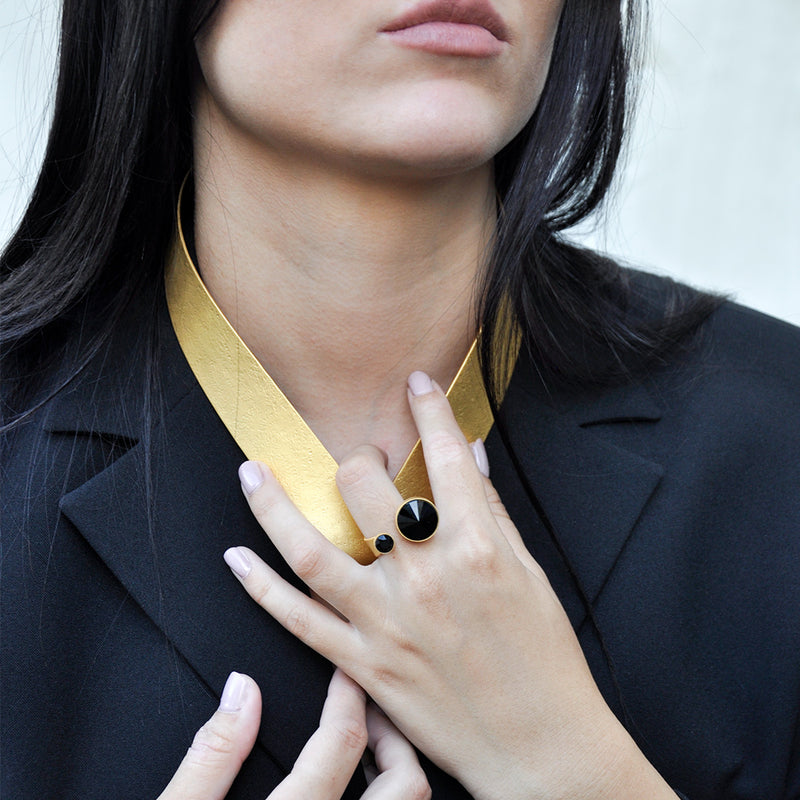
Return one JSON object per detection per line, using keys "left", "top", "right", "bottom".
{"left": 158, "top": 669, "right": 429, "bottom": 800}
{"left": 225, "top": 372, "right": 678, "bottom": 800}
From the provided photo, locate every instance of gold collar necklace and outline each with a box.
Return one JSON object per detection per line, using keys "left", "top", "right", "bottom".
{"left": 165, "top": 186, "right": 516, "bottom": 563}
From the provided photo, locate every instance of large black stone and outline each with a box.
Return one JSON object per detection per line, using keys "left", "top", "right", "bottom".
{"left": 396, "top": 498, "right": 438, "bottom": 542}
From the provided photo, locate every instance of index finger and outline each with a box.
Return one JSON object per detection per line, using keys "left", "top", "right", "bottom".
{"left": 238, "top": 460, "right": 364, "bottom": 605}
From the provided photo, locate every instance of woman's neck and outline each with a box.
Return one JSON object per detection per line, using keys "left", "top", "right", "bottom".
{"left": 192, "top": 129, "right": 495, "bottom": 473}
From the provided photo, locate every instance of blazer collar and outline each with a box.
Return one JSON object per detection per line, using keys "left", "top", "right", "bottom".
{"left": 57, "top": 384, "right": 337, "bottom": 775}
{"left": 47, "top": 290, "right": 665, "bottom": 766}
{"left": 47, "top": 292, "right": 336, "bottom": 776}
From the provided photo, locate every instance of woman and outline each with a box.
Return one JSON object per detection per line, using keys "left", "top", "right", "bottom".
{"left": 2, "top": 0, "right": 799, "bottom": 798}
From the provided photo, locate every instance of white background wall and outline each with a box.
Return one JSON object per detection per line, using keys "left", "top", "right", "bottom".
{"left": 571, "top": 0, "right": 800, "bottom": 325}
{"left": 2, "top": 0, "right": 798, "bottom": 324}
{"left": 1, "top": 1, "right": 59, "bottom": 246}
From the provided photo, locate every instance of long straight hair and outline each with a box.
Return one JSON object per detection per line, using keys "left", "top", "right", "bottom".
{"left": 0, "top": 0, "right": 719, "bottom": 731}
{"left": 1, "top": 0, "right": 718, "bottom": 415}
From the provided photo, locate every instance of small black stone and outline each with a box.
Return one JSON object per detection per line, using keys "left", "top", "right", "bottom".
{"left": 375, "top": 534, "right": 395, "bottom": 554}
{"left": 396, "top": 498, "right": 438, "bottom": 542}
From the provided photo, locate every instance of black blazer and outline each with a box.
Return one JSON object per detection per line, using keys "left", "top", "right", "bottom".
{"left": 3, "top": 283, "right": 800, "bottom": 799}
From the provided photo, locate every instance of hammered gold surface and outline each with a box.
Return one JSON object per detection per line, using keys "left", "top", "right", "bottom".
{"left": 165, "top": 192, "right": 511, "bottom": 564}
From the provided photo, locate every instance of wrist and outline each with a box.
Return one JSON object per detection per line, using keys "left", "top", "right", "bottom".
{"left": 559, "top": 714, "right": 678, "bottom": 800}
{"left": 461, "top": 702, "right": 678, "bottom": 800}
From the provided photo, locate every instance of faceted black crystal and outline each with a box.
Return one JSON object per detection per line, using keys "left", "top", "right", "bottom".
{"left": 375, "top": 534, "right": 395, "bottom": 554}
{"left": 396, "top": 498, "right": 438, "bottom": 542}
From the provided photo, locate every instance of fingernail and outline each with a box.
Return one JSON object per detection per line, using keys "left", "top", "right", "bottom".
{"left": 224, "top": 547, "right": 251, "bottom": 578}
{"left": 470, "top": 439, "right": 490, "bottom": 478}
{"left": 219, "top": 671, "right": 248, "bottom": 713}
{"left": 239, "top": 461, "right": 264, "bottom": 494}
{"left": 408, "top": 371, "right": 434, "bottom": 396}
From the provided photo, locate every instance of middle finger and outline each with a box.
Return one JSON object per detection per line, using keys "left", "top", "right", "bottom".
{"left": 406, "top": 371, "right": 488, "bottom": 522}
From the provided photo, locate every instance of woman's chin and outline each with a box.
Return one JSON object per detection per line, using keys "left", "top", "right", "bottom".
{"left": 345, "top": 95, "right": 528, "bottom": 180}
{"left": 340, "top": 119, "right": 513, "bottom": 181}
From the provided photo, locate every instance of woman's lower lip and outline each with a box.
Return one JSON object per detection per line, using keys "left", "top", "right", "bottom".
{"left": 382, "top": 21, "right": 505, "bottom": 57}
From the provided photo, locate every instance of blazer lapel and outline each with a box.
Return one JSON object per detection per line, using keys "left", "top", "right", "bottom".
{"left": 47, "top": 296, "right": 337, "bottom": 778}
{"left": 47, "top": 289, "right": 664, "bottom": 782}
{"left": 488, "top": 355, "right": 665, "bottom": 630}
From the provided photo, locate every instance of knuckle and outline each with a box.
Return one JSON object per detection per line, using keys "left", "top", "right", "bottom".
{"left": 331, "top": 715, "right": 368, "bottom": 753}
{"left": 366, "top": 663, "right": 401, "bottom": 691}
{"left": 487, "top": 492, "right": 511, "bottom": 520}
{"left": 424, "top": 430, "right": 467, "bottom": 468}
{"left": 405, "top": 768, "right": 432, "bottom": 800}
{"left": 335, "top": 447, "right": 383, "bottom": 493}
{"left": 381, "top": 611, "right": 424, "bottom": 659}
{"left": 460, "top": 537, "right": 500, "bottom": 570}
{"left": 291, "top": 542, "right": 326, "bottom": 582}
{"left": 394, "top": 635, "right": 425, "bottom": 666}
{"left": 449, "top": 527, "right": 503, "bottom": 577}
{"left": 283, "top": 602, "right": 312, "bottom": 640}
{"left": 359, "top": 640, "right": 403, "bottom": 686}
{"left": 249, "top": 572, "right": 274, "bottom": 607}
{"left": 187, "top": 720, "right": 237, "bottom": 762}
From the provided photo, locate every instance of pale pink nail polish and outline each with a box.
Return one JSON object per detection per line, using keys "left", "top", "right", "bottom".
{"left": 408, "top": 371, "right": 434, "bottom": 396}
{"left": 471, "top": 438, "right": 490, "bottom": 478}
{"left": 219, "top": 671, "right": 248, "bottom": 713}
{"left": 224, "top": 547, "right": 251, "bottom": 578}
{"left": 239, "top": 461, "right": 264, "bottom": 494}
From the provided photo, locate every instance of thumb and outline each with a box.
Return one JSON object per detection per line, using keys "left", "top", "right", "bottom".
{"left": 158, "top": 672, "right": 262, "bottom": 800}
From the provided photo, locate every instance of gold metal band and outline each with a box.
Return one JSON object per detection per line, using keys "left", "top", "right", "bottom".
{"left": 165, "top": 177, "right": 514, "bottom": 564}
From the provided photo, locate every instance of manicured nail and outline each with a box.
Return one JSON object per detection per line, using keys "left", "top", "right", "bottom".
{"left": 224, "top": 546, "right": 251, "bottom": 578}
{"left": 219, "top": 671, "right": 248, "bottom": 713}
{"left": 408, "top": 371, "right": 434, "bottom": 396}
{"left": 470, "top": 439, "right": 490, "bottom": 478}
{"left": 239, "top": 461, "right": 264, "bottom": 494}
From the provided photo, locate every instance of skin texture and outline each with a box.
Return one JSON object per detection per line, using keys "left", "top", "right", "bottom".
{"left": 187, "top": 2, "right": 677, "bottom": 796}
{"left": 191, "top": 0, "right": 564, "bottom": 474}
{"left": 226, "top": 374, "right": 680, "bottom": 800}
{"left": 194, "top": 0, "right": 563, "bottom": 177}
{"left": 158, "top": 669, "right": 430, "bottom": 800}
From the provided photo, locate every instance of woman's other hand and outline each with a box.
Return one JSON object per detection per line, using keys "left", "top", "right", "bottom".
{"left": 227, "top": 372, "right": 678, "bottom": 800}
{"left": 158, "top": 669, "right": 429, "bottom": 800}
{"left": 157, "top": 671, "right": 261, "bottom": 800}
